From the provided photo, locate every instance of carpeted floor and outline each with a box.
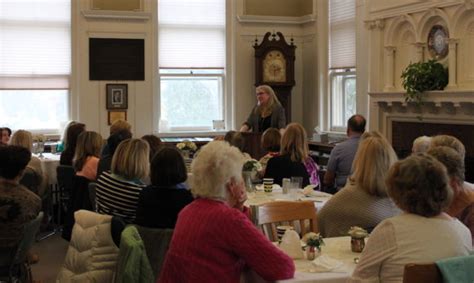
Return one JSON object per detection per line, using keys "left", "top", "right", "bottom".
{"left": 30, "top": 233, "right": 69, "bottom": 283}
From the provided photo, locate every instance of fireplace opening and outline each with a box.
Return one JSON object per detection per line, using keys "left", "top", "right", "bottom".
{"left": 391, "top": 121, "right": 474, "bottom": 183}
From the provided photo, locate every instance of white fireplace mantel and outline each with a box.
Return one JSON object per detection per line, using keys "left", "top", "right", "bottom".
{"left": 368, "top": 90, "right": 474, "bottom": 139}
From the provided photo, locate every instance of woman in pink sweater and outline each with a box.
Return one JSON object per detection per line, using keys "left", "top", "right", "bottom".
{"left": 158, "top": 141, "right": 295, "bottom": 283}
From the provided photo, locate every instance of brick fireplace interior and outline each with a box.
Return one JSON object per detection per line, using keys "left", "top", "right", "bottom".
{"left": 391, "top": 121, "right": 474, "bottom": 182}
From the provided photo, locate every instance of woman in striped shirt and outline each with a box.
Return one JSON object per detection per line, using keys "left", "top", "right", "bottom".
{"left": 96, "top": 138, "right": 149, "bottom": 223}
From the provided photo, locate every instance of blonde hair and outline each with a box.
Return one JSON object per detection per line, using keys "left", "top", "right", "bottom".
{"left": 9, "top": 130, "right": 33, "bottom": 150}
{"left": 255, "top": 85, "right": 282, "bottom": 117}
{"left": 73, "top": 131, "right": 103, "bottom": 172}
{"left": 280, "top": 123, "right": 309, "bottom": 163}
{"left": 110, "top": 120, "right": 132, "bottom": 136}
{"left": 412, "top": 135, "right": 432, "bottom": 154}
{"left": 191, "top": 141, "right": 245, "bottom": 200}
{"left": 430, "top": 135, "right": 465, "bottom": 160}
{"left": 111, "top": 138, "right": 150, "bottom": 180}
{"left": 349, "top": 131, "right": 398, "bottom": 197}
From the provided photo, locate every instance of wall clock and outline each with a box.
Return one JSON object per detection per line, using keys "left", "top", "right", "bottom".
{"left": 263, "top": 50, "right": 287, "bottom": 83}
{"left": 427, "top": 25, "right": 449, "bottom": 60}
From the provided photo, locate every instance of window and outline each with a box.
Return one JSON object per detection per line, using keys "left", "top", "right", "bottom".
{"left": 329, "top": 0, "right": 356, "bottom": 132}
{"left": 0, "top": 0, "right": 71, "bottom": 132}
{"left": 158, "top": 0, "right": 226, "bottom": 132}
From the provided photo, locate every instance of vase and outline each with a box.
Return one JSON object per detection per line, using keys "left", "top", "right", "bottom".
{"left": 351, "top": 237, "right": 365, "bottom": 253}
{"left": 306, "top": 246, "right": 320, "bottom": 260}
{"left": 243, "top": 171, "right": 254, "bottom": 193}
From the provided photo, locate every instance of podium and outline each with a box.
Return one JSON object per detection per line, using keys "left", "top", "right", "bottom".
{"left": 241, "top": 132, "right": 265, "bottom": 160}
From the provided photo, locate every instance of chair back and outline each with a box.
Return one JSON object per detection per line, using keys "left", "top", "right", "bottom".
{"left": 20, "top": 167, "right": 41, "bottom": 195}
{"left": 0, "top": 212, "right": 43, "bottom": 282}
{"left": 135, "top": 225, "right": 174, "bottom": 281}
{"left": 88, "top": 182, "right": 97, "bottom": 212}
{"left": 403, "top": 263, "right": 442, "bottom": 283}
{"left": 254, "top": 201, "right": 318, "bottom": 241}
{"left": 57, "top": 165, "right": 75, "bottom": 196}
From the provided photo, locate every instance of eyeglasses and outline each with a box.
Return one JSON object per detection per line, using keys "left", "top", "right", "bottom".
{"left": 256, "top": 92, "right": 266, "bottom": 96}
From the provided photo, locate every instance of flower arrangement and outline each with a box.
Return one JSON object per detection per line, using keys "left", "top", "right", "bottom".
{"left": 302, "top": 232, "right": 325, "bottom": 251}
{"left": 176, "top": 140, "right": 197, "bottom": 152}
{"left": 33, "top": 134, "right": 46, "bottom": 143}
{"left": 348, "top": 226, "right": 368, "bottom": 239}
{"left": 242, "top": 159, "right": 262, "bottom": 172}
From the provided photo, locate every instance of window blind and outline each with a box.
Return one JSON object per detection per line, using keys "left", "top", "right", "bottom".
{"left": 158, "top": 0, "right": 225, "bottom": 69}
{"left": 329, "top": 0, "right": 356, "bottom": 69}
{"left": 0, "top": 0, "right": 71, "bottom": 89}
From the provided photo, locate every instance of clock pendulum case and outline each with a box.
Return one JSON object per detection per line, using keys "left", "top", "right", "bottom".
{"left": 254, "top": 32, "right": 296, "bottom": 121}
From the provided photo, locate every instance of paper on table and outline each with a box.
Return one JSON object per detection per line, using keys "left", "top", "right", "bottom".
{"left": 311, "top": 255, "right": 344, "bottom": 272}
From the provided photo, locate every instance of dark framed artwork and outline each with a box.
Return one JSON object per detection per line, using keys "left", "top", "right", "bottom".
{"left": 427, "top": 25, "right": 449, "bottom": 60}
{"left": 108, "top": 110, "right": 127, "bottom": 125}
{"left": 106, "top": 84, "right": 128, "bottom": 109}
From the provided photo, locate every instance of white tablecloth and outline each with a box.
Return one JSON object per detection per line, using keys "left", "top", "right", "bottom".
{"left": 245, "top": 189, "right": 331, "bottom": 212}
{"left": 244, "top": 236, "right": 359, "bottom": 283}
{"left": 35, "top": 153, "right": 60, "bottom": 187}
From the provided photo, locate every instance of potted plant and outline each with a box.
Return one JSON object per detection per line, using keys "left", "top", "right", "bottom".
{"left": 401, "top": 59, "right": 448, "bottom": 106}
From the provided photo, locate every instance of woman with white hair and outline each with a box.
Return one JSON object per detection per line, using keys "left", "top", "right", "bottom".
{"left": 240, "top": 85, "right": 286, "bottom": 132}
{"left": 159, "top": 141, "right": 294, "bottom": 282}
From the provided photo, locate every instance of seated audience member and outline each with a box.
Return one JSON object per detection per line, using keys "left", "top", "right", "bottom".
{"left": 97, "top": 129, "right": 132, "bottom": 178}
{"left": 101, "top": 119, "right": 132, "bottom": 157}
{"left": 1, "top": 127, "right": 12, "bottom": 145}
{"left": 258, "top": 127, "right": 281, "bottom": 177}
{"left": 9, "top": 130, "right": 48, "bottom": 196}
{"left": 60, "top": 122, "right": 86, "bottom": 165}
{"left": 73, "top": 131, "right": 103, "bottom": 181}
{"left": 0, "top": 146, "right": 41, "bottom": 248}
{"left": 96, "top": 138, "right": 149, "bottom": 223}
{"left": 141, "top": 134, "right": 162, "bottom": 161}
{"left": 349, "top": 154, "right": 472, "bottom": 283}
{"left": 158, "top": 141, "right": 294, "bottom": 282}
{"left": 264, "top": 123, "right": 319, "bottom": 187}
{"left": 318, "top": 131, "right": 400, "bottom": 237}
{"left": 324, "top": 114, "right": 366, "bottom": 191}
{"left": 411, "top": 135, "right": 431, "bottom": 154}
{"left": 135, "top": 147, "right": 193, "bottom": 228}
{"left": 224, "top": 130, "right": 245, "bottom": 151}
{"left": 56, "top": 121, "right": 77, "bottom": 152}
{"left": 428, "top": 146, "right": 474, "bottom": 243}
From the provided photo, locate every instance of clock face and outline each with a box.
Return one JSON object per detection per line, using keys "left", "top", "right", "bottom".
{"left": 427, "top": 25, "right": 449, "bottom": 60}
{"left": 263, "top": 50, "right": 286, "bottom": 83}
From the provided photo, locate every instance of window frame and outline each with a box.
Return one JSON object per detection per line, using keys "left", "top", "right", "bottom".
{"left": 329, "top": 68, "right": 356, "bottom": 132}
{"left": 158, "top": 68, "right": 226, "bottom": 133}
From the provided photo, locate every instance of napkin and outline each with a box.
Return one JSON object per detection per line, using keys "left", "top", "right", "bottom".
{"left": 302, "top": 185, "right": 316, "bottom": 196}
{"left": 279, "top": 230, "right": 304, "bottom": 259}
{"left": 311, "top": 255, "right": 344, "bottom": 272}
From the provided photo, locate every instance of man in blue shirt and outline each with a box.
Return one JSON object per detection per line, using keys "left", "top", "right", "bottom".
{"left": 324, "top": 114, "right": 366, "bottom": 192}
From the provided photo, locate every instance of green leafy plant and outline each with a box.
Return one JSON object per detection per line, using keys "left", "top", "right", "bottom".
{"left": 401, "top": 59, "right": 448, "bottom": 105}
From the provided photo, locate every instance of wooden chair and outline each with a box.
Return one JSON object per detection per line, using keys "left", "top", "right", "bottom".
{"left": 254, "top": 201, "right": 318, "bottom": 241}
{"left": 403, "top": 263, "right": 442, "bottom": 283}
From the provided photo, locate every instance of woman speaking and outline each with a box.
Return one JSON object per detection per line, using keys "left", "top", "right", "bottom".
{"left": 240, "top": 85, "right": 286, "bottom": 132}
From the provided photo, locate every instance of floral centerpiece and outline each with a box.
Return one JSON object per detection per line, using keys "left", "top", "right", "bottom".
{"left": 176, "top": 140, "right": 197, "bottom": 158}
{"left": 33, "top": 134, "right": 46, "bottom": 157}
{"left": 302, "top": 232, "right": 324, "bottom": 260}
{"left": 33, "top": 134, "right": 46, "bottom": 143}
{"left": 348, "top": 226, "right": 368, "bottom": 238}
{"left": 242, "top": 159, "right": 262, "bottom": 172}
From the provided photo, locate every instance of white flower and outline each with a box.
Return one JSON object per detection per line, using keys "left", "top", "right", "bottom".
{"left": 243, "top": 159, "right": 262, "bottom": 171}
{"left": 348, "top": 226, "right": 368, "bottom": 238}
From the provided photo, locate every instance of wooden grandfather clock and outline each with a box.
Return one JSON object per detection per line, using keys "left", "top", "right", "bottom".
{"left": 254, "top": 32, "right": 296, "bottom": 121}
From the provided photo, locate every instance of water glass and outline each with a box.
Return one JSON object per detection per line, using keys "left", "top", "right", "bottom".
{"left": 290, "top": 176, "right": 303, "bottom": 189}
{"left": 282, "top": 178, "right": 291, "bottom": 194}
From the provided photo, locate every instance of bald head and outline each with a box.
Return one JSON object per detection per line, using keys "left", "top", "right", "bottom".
{"left": 347, "top": 114, "right": 366, "bottom": 135}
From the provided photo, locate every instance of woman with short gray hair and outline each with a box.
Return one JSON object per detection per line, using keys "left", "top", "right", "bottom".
{"left": 350, "top": 154, "right": 471, "bottom": 283}
{"left": 159, "top": 141, "right": 294, "bottom": 282}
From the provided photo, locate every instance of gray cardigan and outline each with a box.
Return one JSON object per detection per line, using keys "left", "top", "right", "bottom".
{"left": 244, "top": 104, "right": 286, "bottom": 132}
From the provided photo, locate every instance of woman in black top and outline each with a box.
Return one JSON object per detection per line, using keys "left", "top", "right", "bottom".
{"left": 240, "top": 85, "right": 286, "bottom": 133}
{"left": 135, "top": 147, "right": 193, "bottom": 228}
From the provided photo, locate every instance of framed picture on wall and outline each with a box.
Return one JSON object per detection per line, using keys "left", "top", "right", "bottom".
{"left": 106, "top": 84, "right": 128, "bottom": 109}
{"left": 108, "top": 110, "right": 127, "bottom": 125}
